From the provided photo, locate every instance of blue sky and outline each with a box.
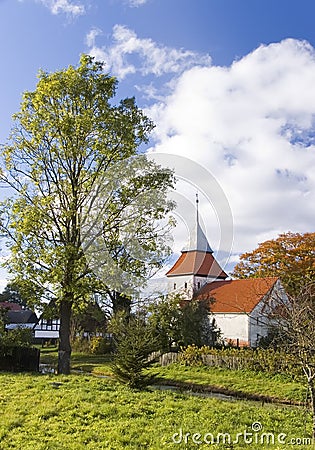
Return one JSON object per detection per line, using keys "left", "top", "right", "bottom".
{"left": 1, "top": 0, "right": 315, "bottom": 288}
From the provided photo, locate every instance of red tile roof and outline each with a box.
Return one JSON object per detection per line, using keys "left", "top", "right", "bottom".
{"left": 196, "top": 277, "right": 279, "bottom": 313}
{"left": 166, "top": 251, "right": 228, "bottom": 279}
{"left": 0, "top": 302, "right": 22, "bottom": 311}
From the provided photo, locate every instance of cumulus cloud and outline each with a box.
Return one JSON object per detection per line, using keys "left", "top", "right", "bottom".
{"left": 147, "top": 39, "right": 315, "bottom": 259}
{"left": 86, "top": 25, "right": 211, "bottom": 79}
{"left": 37, "top": 0, "right": 85, "bottom": 17}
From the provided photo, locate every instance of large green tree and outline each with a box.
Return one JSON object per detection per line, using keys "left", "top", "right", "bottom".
{"left": 0, "top": 55, "right": 174, "bottom": 374}
{"left": 148, "top": 294, "right": 217, "bottom": 351}
{"left": 232, "top": 231, "right": 315, "bottom": 295}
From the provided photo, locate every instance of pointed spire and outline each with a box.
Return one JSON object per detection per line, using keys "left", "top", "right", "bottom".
{"left": 166, "top": 193, "right": 227, "bottom": 280}
{"left": 181, "top": 193, "right": 213, "bottom": 254}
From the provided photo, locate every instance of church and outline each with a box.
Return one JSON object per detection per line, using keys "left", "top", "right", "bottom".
{"left": 166, "top": 197, "right": 284, "bottom": 347}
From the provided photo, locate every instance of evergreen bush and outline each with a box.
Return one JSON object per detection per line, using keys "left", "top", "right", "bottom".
{"left": 110, "top": 312, "right": 158, "bottom": 389}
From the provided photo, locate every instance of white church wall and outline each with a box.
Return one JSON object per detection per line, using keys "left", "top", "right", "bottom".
{"left": 248, "top": 314, "right": 267, "bottom": 347}
{"left": 248, "top": 305, "right": 270, "bottom": 347}
{"left": 213, "top": 313, "right": 249, "bottom": 346}
{"left": 248, "top": 280, "right": 287, "bottom": 347}
{"left": 168, "top": 275, "right": 216, "bottom": 299}
{"left": 167, "top": 275, "right": 194, "bottom": 299}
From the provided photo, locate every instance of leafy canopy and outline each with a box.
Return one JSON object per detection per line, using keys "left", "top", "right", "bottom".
{"left": 0, "top": 55, "right": 175, "bottom": 373}
{"left": 232, "top": 231, "right": 315, "bottom": 295}
{"left": 0, "top": 54, "right": 175, "bottom": 309}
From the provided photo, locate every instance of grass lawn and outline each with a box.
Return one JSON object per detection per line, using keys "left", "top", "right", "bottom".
{"left": 40, "top": 349, "right": 307, "bottom": 403}
{"left": 156, "top": 364, "right": 306, "bottom": 404}
{"left": 0, "top": 371, "right": 313, "bottom": 449}
{"left": 40, "top": 347, "right": 112, "bottom": 375}
{"left": 23, "top": 349, "right": 313, "bottom": 449}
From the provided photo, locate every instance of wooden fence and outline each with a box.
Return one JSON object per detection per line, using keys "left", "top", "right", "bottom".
{"left": 0, "top": 346, "right": 40, "bottom": 372}
{"left": 158, "top": 352, "right": 261, "bottom": 370}
{"left": 158, "top": 351, "right": 299, "bottom": 376}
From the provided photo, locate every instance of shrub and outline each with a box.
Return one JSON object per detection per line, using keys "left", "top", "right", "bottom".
{"left": 179, "top": 344, "right": 203, "bottom": 366}
{"left": 89, "top": 336, "right": 111, "bottom": 355}
{"left": 71, "top": 337, "right": 90, "bottom": 353}
{"left": 110, "top": 312, "right": 158, "bottom": 389}
{"left": 0, "top": 327, "right": 33, "bottom": 349}
{"left": 178, "top": 346, "right": 302, "bottom": 378}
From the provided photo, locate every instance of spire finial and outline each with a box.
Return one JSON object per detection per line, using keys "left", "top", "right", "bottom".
{"left": 196, "top": 192, "right": 199, "bottom": 224}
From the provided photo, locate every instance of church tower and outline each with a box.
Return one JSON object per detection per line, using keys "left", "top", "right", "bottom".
{"left": 166, "top": 194, "right": 227, "bottom": 298}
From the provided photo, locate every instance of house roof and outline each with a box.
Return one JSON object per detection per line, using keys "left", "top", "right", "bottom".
{"left": 7, "top": 310, "right": 38, "bottom": 324}
{"left": 166, "top": 251, "right": 228, "bottom": 279}
{"left": 0, "top": 302, "right": 22, "bottom": 311}
{"left": 196, "top": 277, "right": 279, "bottom": 313}
{"left": 167, "top": 194, "right": 227, "bottom": 279}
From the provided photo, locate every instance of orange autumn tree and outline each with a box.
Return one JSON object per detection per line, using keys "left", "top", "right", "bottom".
{"left": 232, "top": 232, "right": 315, "bottom": 295}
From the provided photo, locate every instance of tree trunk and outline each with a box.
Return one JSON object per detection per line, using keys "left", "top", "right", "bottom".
{"left": 58, "top": 299, "right": 73, "bottom": 374}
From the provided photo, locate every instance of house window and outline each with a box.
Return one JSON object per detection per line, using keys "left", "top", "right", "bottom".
{"left": 197, "top": 281, "right": 201, "bottom": 289}
{"left": 184, "top": 282, "right": 187, "bottom": 289}
{"left": 174, "top": 283, "right": 176, "bottom": 290}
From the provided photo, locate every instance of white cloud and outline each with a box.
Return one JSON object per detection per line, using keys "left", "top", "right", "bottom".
{"left": 86, "top": 25, "right": 211, "bottom": 79}
{"left": 147, "top": 39, "right": 315, "bottom": 259}
{"left": 126, "top": 0, "right": 148, "bottom": 7}
{"left": 37, "top": 0, "right": 85, "bottom": 16}
{"left": 86, "top": 27, "right": 102, "bottom": 47}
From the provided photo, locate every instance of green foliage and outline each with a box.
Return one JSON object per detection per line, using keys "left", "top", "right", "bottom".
{"left": 71, "top": 336, "right": 110, "bottom": 355}
{"left": 0, "top": 306, "right": 33, "bottom": 350}
{"left": 0, "top": 53, "right": 174, "bottom": 306}
{"left": 147, "top": 295, "right": 182, "bottom": 351}
{"left": 148, "top": 294, "right": 218, "bottom": 352}
{"left": 178, "top": 344, "right": 205, "bottom": 366}
{"left": 71, "top": 299, "right": 107, "bottom": 340}
{"left": 70, "top": 337, "right": 90, "bottom": 354}
{"left": 0, "top": 54, "right": 175, "bottom": 373}
{"left": 180, "top": 298, "right": 219, "bottom": 347}
{"left": 178, "top": 346, "right": 302, "bottom": 378}
{"left": 0, "top": 327, "right": 33, "bottom": 350}
{"left": 89, "top": 336, "right": 111, "bottom": 355}
{"left": 40, "top": 348, "right": 307, "bottom": 404}
{"left": 110, "top": 312, "right": 158, "bottom": 389}
{"left": 0, "top": 282, "right": 28, "bottom": 307}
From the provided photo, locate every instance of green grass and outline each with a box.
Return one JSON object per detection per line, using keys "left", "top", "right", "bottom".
{"left": 156, "top": 364, "right": 307, "bottom": 404}
{"left": 40, "top": 348, "right": 112, "bottom": 375}
{"left": 0, "top": 371, "right": 313, "bottom": 449}
{"left": 40, "top": 349, "right": 307, "bottom": 403}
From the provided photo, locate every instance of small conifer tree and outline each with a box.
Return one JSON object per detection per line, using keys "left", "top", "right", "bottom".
{"left": 110, "top": 311, "right": 158, "bottom": 389}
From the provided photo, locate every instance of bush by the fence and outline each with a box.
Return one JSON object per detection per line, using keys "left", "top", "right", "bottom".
{"left": 0, "top": 346, "right": 40, "bottom": 372}
{"left": 177, "top": 345, "right": 301, "bottom": 378}
{"left": 89, "top": 336, "right": 111, "bottom": 354}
